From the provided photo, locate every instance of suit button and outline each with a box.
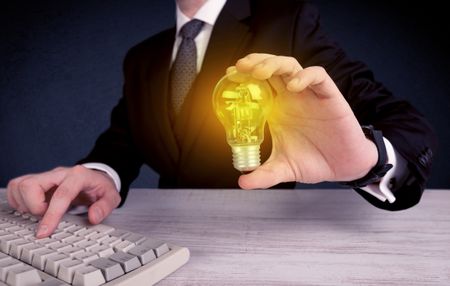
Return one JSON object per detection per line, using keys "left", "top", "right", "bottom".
{"left": 418, "top": 147, "right": 432, "bottom": 168}
{"left": 418, "top": 155, "right": 428, "bottom": 167}
{"left": 425, "top": 148, "right": 433, "bottom": 159}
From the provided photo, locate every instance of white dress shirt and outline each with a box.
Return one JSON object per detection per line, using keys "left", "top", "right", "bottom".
{"left": 171, "top": 0, "right": 227, "bottom": 72}
{"left": 84, "top": 0, "right": 405, "bottom": 203}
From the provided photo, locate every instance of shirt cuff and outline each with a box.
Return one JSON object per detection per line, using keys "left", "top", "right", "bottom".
{"left": 81, "top": 163, "right": 121, "bottom": 192}
{"left": 360, "top": 137, "right": 408, "bottom": 203}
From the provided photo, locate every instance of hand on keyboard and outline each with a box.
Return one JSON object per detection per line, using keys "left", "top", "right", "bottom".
{"left": 0, "top": 201, "right": 190, "bottom": 285}
{"left": 6, "top": 166, "right": 121, "bottom": 238}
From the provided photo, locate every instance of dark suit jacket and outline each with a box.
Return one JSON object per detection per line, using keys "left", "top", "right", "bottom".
{"left": 80, "top": 0, "right": 437, "bottom": 211}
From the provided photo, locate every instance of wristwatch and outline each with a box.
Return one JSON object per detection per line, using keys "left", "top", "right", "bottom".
{"left": 340, "top": 125, "right": 393, "bottom": 188}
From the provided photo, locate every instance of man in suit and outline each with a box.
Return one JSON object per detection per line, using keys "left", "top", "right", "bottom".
{"left": 6, "top": 0, "right": 437, "bottom": 238}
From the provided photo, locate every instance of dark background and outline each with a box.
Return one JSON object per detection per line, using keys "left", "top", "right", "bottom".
{"left": 1, "top": 1, "right": 449, "bottom": 189}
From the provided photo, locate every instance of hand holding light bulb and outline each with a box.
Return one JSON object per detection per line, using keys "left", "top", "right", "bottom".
{"left": 223, "top": 53, "right": 379, "bottom": 189}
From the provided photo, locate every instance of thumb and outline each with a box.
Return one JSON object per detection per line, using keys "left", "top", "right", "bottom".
{"left": 238, "top": 160, "right": 287, "bottom": 190}
{"left": 87, "top": 189, "right": 121, "bottom": 224}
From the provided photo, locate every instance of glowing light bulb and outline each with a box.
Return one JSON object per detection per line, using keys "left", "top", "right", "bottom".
{"left": 212, "top": 69, "right": 274, "bottom": 172}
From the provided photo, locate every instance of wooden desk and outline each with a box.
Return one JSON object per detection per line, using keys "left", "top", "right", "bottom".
{"left": 103, "top": 188, "right": 449, "bottom": 285}
{"left": 1, "top": 188, "right": 449, "bottom": 285}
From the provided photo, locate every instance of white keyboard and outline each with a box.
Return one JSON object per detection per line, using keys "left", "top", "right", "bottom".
{"left": 0, "top": 200, "right": 190, "bottom": 286}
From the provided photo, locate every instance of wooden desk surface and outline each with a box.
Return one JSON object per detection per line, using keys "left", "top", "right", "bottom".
{"left": 1, "top": 188, "right": 449, "bottom": 285}
{"left": 103, "top": 188, "right": 449, "bottom": 285}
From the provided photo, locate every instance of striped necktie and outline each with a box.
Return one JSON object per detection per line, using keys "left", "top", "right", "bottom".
{"left": 170, "top": 19, "right": 205, "bottom": 114}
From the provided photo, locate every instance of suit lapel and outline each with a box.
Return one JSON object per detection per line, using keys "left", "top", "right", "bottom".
{"left": 146, "top": 28, "right": 180, "bottom": 166}
{"left": 174, "top": 0, "right": 252, "bottom": 163}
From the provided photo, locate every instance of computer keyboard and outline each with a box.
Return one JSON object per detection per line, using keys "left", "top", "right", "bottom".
{"left": 0, "top": 200, "right": 190, "bottom": 286}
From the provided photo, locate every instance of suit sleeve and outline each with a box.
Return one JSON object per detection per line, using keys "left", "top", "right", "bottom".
{"left": 291, "top": 3, "right": 438, "bottom": 210}
{"left": 78, "top": 52, "right": 144, "bottom": 206}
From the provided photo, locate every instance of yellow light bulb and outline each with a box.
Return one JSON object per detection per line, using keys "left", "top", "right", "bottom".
{"left": 212, "top": 69, "right": 273, "bottom": 172}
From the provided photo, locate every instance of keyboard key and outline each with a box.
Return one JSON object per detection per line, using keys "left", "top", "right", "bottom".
{"left": 0, "top": 231, "right": 10, "bottom": 238}
{"left": 66, "top": 225, "right": 86, "bottom": 235}
{"left": 51, "top": 232, "right": 72, "bottom": 241}
{"left": 140, "top": 239, "right": 170, "bottom": 257}
{"left": 61, "top": 236, "right": 85, "bottom": 245}
{"left": 56, "top": 221, "right": 73, "bottom": 232}
{"left": 113, "top": 240, "right": 136, "bottom": 253}
{"left": 89, "top": 245, "right": 114, "bottom": 258}
{"left": 0, "top": 223, "right": 15, "bottom": 229}
{"left": 0, "top": 253, "right": 8, "bottom": 261}
{"left": 20, "top": 244, "right": 47, "bottom": 264}
{"left": 124, "top": 233, "right": 146, "bottom": 244}
{"left": 87, "top": 233, "right": 109, "bottom": 243}
{"left": 0, "top": 257, "right": 24, "bottom": 281}
{"left": 108, "top": 229, "right": 130, "bottom": 239}
{"left": 37, "top": 277, "right": 70, "bottom": 286}
{"left": 109, "top": 251, "right": 141, "bottom": 272}
{"left": 5, "top": 225, "right": 23, "bottom": 233}
{"left": 31, "top": 248, "right": 55, "bottom": 270}
{"left": 6, "top": 264, "right": 42, "bottom": 285}
{"left": 9, "top": 244, "right": 29, "bottom": 261}
{"left": 89, "top": 257, "right": 124, "bottom": 282}
{"left": 75, "top": 240, "right": 98, "bottom": 250}
{"left": 44, "top": 253, "right": 72, "bottom": 277}
{"left": 72, "top": 266, "right": 105, "bottom": 286}
{"left": 8, "top": 238, "right": 29, "bottom": 258}
{"left": 100, "top": 236, "right": 121, "bottom": 247}
{"left": 75, "top": 229, "right": 98, "bottom": 239}
{"left": 35, "top": 238, "right": 58, "bottom": 247}
{"left": 14, "top": 229, "right": 34, "bottom": 239}
{"left": 48, "top": 242, "right": 71, "bottom": 252}
{"left": 27, "top": 224, "right": 39, "bottom": 232}
{"left": 73, "top": 252, "right": 99, "bottom": 264}
{"left": 72, "top": 239, "right": 90, "bottom": 248}
{"left": 58, "top": 259, "right": 83, "bottom": 284}
{"left": 86, "top": 224, "right": 114, "bottom": 235}
{"left": 13, "top": 217, "right": 35, "bottom": 225}
{"left": 0, "top": 234, "right": 20, "bottom": 253}
{"left": 128, "top": 245, "right": 157, "bottom": 265}
{"left": 61, "top": 247, "right": 84, "bottom": 258}
{"left": 19, "top": 221, "right": 38, "bottom": 229}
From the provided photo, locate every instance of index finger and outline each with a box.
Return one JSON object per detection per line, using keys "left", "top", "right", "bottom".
{"left": 17, "top": 168, "right": 67, "bottom": 215}
{"left": 286, "top": 66, "right": 341, "bottom": 99}
{"left": 242, "top": 56, "right": 302, "bottom": 81}
{"left": 225, "top": 66, "right": 250, "bottom": 83}
{"left": 235, "top": 53, "right": 275, "bottom": 72}
{"left": 36, "top": 174, "right": 84, "bottom": 238}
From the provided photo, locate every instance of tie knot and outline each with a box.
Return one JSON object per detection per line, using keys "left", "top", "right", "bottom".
{"left": 179, "top": 19, "right": 204, "bottom": 39}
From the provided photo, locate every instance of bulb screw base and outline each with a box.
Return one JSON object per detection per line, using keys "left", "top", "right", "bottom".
{"left": 231, "top": 145, "right": 261, "bottom": 172}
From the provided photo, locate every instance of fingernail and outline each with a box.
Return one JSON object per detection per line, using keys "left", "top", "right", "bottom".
{"left": 292, "top": 78, "right": 301, "bottom": 86}
{"left": 255, "top": 63, "right": 265, "bottom": 69}
{"left": 237, "top": 58, "right": 248, "bottom": 64}
{"left": 36, "top": 224, "right": 48, "bottom": 237}
{"left": 288, "top": 79, "right": 301, "bottom": 91}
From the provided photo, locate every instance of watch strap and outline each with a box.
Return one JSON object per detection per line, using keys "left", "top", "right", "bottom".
{"left": 340, "top": 125, "right": 393, "bottom": 188}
